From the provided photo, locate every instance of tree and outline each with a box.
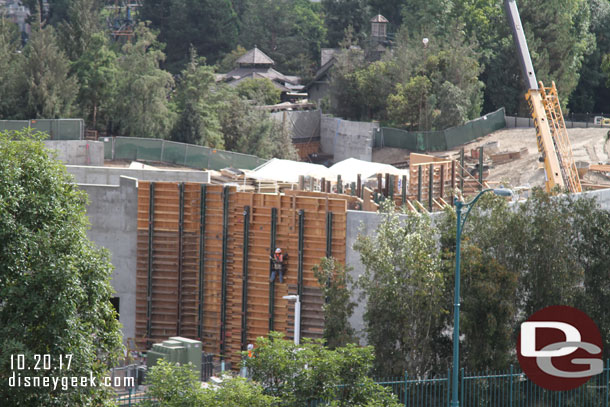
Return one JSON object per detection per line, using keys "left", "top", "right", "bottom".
{"left": 0, "top": 17, "right": 23, "bottom": 119}
{"left": 245, "top": 332, "right": 400, "bottom": 407}
{"left": 313, "top": 257, "right": 357, "bottom": 349}
{"left": 0, "top": 130, "right": 123, "bottom": 405}
{"left": 139, "top": 0, "right": 239, "bottom": 71}
{"left": 17, "top": 24, "right": 78, "bottom": 119}
{"left": 170, "top": 51, "right": 224, "bottom": 147}
{"left": 322, "top": 0, "right": 370, "bottom": 47}
{"left": 238, "top": 0, "right": 326, "bottom": 76}
{"left": 111, "top": 23, "right": 176, "bottom": 138}
{"left": 387, "top": 75, "right": 434, "bottom": 130}
{"left": 57, "top": 0, "right": 102, "bottom": 62}
{"left": 145, "top": 359, "right": 276, "bottom": 407}
{"left": 71, "top": 33, "right": 118, "bottom": 130}
{"left": 216, "top": 45, "right": 247, "bottom": 73}
{"left": 354, "top": 201, "right": 445, "bottom": 377}
{"left": 236, "top": 78, "right": 281, "bottom": 105}
{"left": 219, "top": 91, "right": 297, "bottom": 159}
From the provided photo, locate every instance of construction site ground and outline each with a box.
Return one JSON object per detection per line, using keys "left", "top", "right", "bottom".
{"left": 373, "top": 127, "right": 610, "bottom": 190}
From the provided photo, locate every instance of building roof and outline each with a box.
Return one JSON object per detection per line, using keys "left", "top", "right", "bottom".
{"left": 236, "top": 47, "right": 275, "bottom": 66}
{"left": 370, "top": 14, "right": 389, "bottom": 23}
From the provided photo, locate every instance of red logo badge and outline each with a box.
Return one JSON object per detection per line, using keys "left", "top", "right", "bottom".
{"left": 517, "top": 305, "right": 603, "bottom": 391}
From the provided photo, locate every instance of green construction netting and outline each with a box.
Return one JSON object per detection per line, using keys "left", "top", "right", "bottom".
{"left": 375, "top": 108, "right": 506, "bottom": 151}
{"left": 109, "top": 137, "right": 267, "bottom": 170}
{"left": 161, "top": 141, "right": 188, "bottom": 165}
{"left": 184, "top": 145, "right": 211, "bottom": 169}
{"left": 0, "top": 119, "right": 83, "bottom": 140}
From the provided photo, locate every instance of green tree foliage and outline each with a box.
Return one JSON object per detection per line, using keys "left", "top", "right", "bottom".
{"left": 387, "top": 76, "right": 434, "bottom": 130}
{"left": 111, "top": 23, "right": 176, "bottom": 138}
{"left": 313, "top": 257, "right": 357, "bottom": 349}
{"left": 236, "top": 78, "right": 281, "bottom": 105}
{"left": 0, "top": 18, "right": 23, "bottom": 119}
{"left": 145, "top": 359, "right": 276, "bottom": 407}
{"left": 57, "top": 0, "right": 102, "bottom": 62}
{"left": 330, "top": 30, "right": 482, "bottom": 128}
{"left": 170, "top": 51, "right": 224, "bottom": 147}
{"left": 322, "top": 0, "right": 370, "bottom": 47}
{"left": 216, "top": 45, "right": 247, "bottom": 73}
{"left": 354, "top": 201, "right": 446, "bottom": 377}
{"left": 71, "top": 33, "right": 118, "bottom": 130}
{"left": 0, "top": 130, "right": 123, "bottom": 405}
{"left": 16, "top": 24, "right": 78, "bottom": 119}
{"left": 219, "top": 91, "right": 298, "bottom": 159}
{"left": 245, "top": 332, "right": 400, "bottom": 407}
{"left": 238, "top": 0, "right": 326, "bottom": 76}
{"left": 140, "top": 0, "right": 238, "bottom": 71}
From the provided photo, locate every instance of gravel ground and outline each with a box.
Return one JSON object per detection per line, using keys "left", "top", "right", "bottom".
{"left": 374, "top": 127, "right": 610, "bottom": 189}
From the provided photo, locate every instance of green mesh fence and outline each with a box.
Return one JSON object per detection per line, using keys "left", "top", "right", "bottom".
{"left": 375, "top": 108, "right": 506, "bottom": 151}
{"left": 0, "top": 119, "right": 84, "bottom": 140}
{"left": 105, "top": 137, "right": 267, "bottom": 170}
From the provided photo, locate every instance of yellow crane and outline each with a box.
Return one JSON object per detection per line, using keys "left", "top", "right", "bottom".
{"left": 504, "top": 0, "right": 582, "bottom": 193}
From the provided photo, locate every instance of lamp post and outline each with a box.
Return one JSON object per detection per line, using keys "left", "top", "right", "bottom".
{"left": 451, "top": 188, "right": 512, "bottom": 407}
{"left": 283, "top": 295, "right": 301, "bottom": 345}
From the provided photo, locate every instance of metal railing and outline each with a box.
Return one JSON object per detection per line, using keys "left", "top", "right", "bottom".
{"left": 115, "top": 361, "right": 610, "bottom": 406}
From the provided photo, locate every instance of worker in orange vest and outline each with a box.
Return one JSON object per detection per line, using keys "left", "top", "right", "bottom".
{"left": 270, "top": 247, "right": 285, "bottom": 283}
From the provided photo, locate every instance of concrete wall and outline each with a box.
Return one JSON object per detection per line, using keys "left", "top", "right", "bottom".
{"left": 321, "top": 116, "right": 377, "bottom": 163}
{"left": 345, "top": 210, "right": 416, "bottom": 344}
{"left": 271, "top": 109, "right": 321, "bottom": 142}
{"left": 78, "top": 177, "right": 139, "bottom": 342}
{"left": 45, "top": 140, "right": 104, "bottom": 166}
{"left": 67, "top": 165, "right": 210, "bottom": 186}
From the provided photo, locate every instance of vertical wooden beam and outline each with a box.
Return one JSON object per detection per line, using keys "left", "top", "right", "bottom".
{"left": 268, "top": 207, "right": 278, "bottom": 332}
{"left": 197, "top": 185, "right": 207, "bottom": 340}
{"left": 337, "top": 175, "right": 342, "bottom": 194}
{"left": 417, "top": 166, "right": 422, "bottom": 203}
{"left": 428, "top": 164, "right": 434, "bottom": 211}
{"left": 326, "top": 211, "right": 333, "bottom": 258}
{"left": 241, "top": 206, "right": 250, "bottom": 351}
{"left": 177, "top": 182, "right": 185, "bottom": 336}
{"left": 321, "top": 177, "right": 326, "bottom": 192}
{"left": 401, "top": 175, "right": 407, "bottom": 205}
{"left": 146, "top": 182, "right": 155, "bottom": 346}
{"left": 356, "top": 174, "right": 362, "bottom": 197}
{"left": 298, "top": 175, "right": 305, "bottom": 190}
{"left": 385, "top": 173, "right": 390, "bottom": 197}
{"left": 326, "top": 180, "right": 331, "bottom": 193}
{"left": 440, "top": 164, "right": 445, "bottom": 200}
{"left": 478, "top": 146, "right": 484, "bottom": 190}
{"left": 297, "top": 210, "right": 305, "bottom": 297}
{"left": 451, "top": 160, "right": 456, "bottom": 190}
{"left": 460, "top": 148, "right": 465, "bottom": 192}
{"left": 220, "top": 186, "right": 230, "bottom": 360}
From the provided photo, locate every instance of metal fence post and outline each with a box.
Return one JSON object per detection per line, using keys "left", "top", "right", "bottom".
{"left": 604, "top": 359, "right": 610, "bottom": 407}
{"left": 509, "top": 364, "right": 513, "bottom": 407}
{"left": 460, "top": 368, "right": 465, "bottom": 406}
{"left": 404, "top": 370, "right": 408, "bottom": 407}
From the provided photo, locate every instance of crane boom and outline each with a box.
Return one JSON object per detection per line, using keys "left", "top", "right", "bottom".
{"left": 504, "top": 0, "right": 582, "bottom": 193}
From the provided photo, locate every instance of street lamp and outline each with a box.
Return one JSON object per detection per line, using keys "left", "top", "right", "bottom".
{"left": 283, "top": 295, "right": 301, "bottom": 345}
{"left": 451, "top": 188, "right": 512, "bottom": 407}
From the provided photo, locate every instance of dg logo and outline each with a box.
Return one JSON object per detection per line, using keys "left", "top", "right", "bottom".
{"left": 517, "top": 305, "right": 603, "bottom": 391}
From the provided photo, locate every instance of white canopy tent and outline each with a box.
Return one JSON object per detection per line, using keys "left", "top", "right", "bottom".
{"left": 250, "top": 158, "right": 337, "bottom": 183}
{"left": 330, "top": 158, "right": 409, "bottom": 184}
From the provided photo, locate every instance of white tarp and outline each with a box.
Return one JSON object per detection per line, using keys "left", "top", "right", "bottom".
{"left": 250, "top": 158, "right": 336, "bottom": 183}
{"left": 330, "top": 158, "right": 409, "bottom": 183}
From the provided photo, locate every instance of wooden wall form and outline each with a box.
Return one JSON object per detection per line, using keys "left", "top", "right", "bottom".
{"left": 135, "top": 182, "right": 346, "bottom": 367}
